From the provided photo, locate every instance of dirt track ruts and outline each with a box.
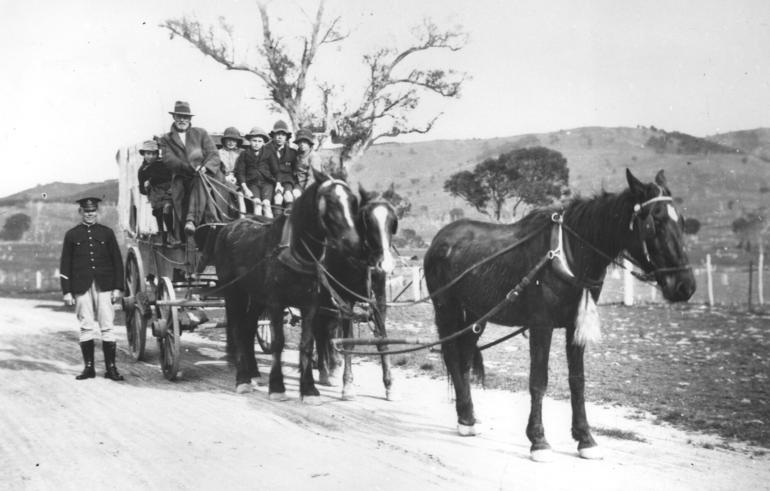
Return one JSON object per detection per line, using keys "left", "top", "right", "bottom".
{"left": 1, "top": 297, "right": 768, "bottom": 491}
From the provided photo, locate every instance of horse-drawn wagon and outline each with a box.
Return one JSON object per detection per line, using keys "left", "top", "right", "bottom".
{"left": 114, "top": 143, "right": 398, "bottom": 396}
{"left": 115, "top": 144, "right": 279, "bottom": 381}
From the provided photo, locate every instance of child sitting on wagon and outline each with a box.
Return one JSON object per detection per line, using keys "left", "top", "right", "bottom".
{"left": 294, "top": 129, "right": 322, "bottom": 191}
{"left": 137, "top": 140, "right": 178, "bottom": 245}
{"left": 234, "top": 127, "right": 276, "bottom": 217}
{"left": 218, "top": 126, "right": 243, "bottom": 187}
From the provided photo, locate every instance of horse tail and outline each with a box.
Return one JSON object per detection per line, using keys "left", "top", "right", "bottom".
{"left": 471, "top": 345, "right": 485, "bottom": 388}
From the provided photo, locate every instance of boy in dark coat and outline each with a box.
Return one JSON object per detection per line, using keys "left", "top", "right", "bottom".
{"left": 264, "top": 120, "right": 298, "bottom": 213}
{"left": 234, "top": 127, "right": 275, "bottom": 217}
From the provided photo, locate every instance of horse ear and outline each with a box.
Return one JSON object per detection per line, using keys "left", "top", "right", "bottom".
{"left": 358, "top": 184, "right": 370, "bottom": 207}
{"left": 654, "top": 170, "right": 667, "bottom": 188}
{"left": 313, "top": 167, "right": 330, "bottom": 184}
{"left": 626, "top": 168, "right": 645, "bottom": 196}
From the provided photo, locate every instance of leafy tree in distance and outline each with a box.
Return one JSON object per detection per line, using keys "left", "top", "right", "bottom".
{"left": 0, "top": 213, "right": 31, "bottom": 241}
{"left": 683, "top": 217, "right": 701, "bottom": 235}
{"left": 444, "top": 146, "right": 570, "bottom": 221}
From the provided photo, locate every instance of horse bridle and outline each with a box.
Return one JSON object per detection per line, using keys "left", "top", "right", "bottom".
{"left": 627, "top": 192, "right": 690, "bottom": 280}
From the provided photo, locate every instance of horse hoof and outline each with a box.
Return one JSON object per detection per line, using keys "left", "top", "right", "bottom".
{"left": 530, "top": 449, "right": 555, "bottom": 463}
{"left": 252, "top": 375, "right": 268, "bottom": 387}
{"left": 269, "top": 392, "right": 289, "bottom": 402}
{"left": 235, "top": 383, "right": 253, "bottom": 394}
{"left": 318, "top": 374, "right": 336, "bottom": 387}
{"left": 457, "top": 423, "right": 477, "bottom": 437}
{"left": 301, "top": 395, "right": 323, "bottom": 405}
{"left": 578, "top": 446, "right": 604, "bottom": 460}
{"left": 341, "top": 386, "right": 356, "bottom": 401}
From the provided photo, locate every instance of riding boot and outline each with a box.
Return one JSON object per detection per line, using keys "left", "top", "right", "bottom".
{"left": 103, "top": 341, "right": 125, "bottom": 381}
{"left": 75, "top": 340, "right": 95, "bottom": 380}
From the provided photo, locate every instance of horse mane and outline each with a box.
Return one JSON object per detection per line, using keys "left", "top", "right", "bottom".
{"left": 287, "top": 178, "right": 324, "bottom": 256}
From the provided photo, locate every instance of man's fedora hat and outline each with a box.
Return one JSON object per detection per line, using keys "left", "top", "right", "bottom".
{"left": 169, "top": 101, "right": 194, "bottom": 117}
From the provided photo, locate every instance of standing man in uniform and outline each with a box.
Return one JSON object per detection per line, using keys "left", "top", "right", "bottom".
{"left": 60, "top": 197, "right": 125, "bottom": 381}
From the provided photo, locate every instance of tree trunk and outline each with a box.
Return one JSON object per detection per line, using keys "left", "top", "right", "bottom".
{"left": 758, "top": 239, "right": 764, "bottom": 305}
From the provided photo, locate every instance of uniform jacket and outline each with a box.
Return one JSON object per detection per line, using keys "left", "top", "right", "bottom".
{"left": 158, "top": 126, "right": 223, "bottom": 180}
{"left": 234, "top": 147, "right": 277, "bottom": 186}
{"left": 60, "top": 223, "right": 124, "bottom": 295}
{"left": 264, "top": 142, "right": 298, "bottom": 185}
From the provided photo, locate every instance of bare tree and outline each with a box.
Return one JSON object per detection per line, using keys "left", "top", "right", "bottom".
{"left": 162, "top": 1, "right": 346, "bottom": 130}
{"left": 331, "top": 19, "right": 467, "bottom": 167}
{"left": 162, "top": 1, "right": 466, "bottom": 173}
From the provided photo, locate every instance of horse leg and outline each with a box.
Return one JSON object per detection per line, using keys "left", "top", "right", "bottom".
{"left": 527, "top": 326, "right": 554, "bottom": 462}
{"left": 566, "top": 327, "right": 602, "bottom": 459}
{"left": 340, "top": 316, "right": 356, "bottom": 401}
{"left": 268, "top": 308, "right": 288, "bottom": 401}
{"left": 373, "top": 289, "right": 394, "bottom": 401}
{"left": 226, "top": 290, "right": 254, "bottom": 394}
{"left": 314, "top": 314, "right": 336, "bottom": 387}
{"left": 245, "top": 305, "right": 266, "bottom": 386}
{"left": 436, "top": 301, "right": 477, "bottom": 435}
{"left": 299, "top": 305, "right": 321, "bottom": 403}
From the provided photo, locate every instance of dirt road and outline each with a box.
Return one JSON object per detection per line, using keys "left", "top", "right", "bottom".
{"left": 1, "top": 298, "right": 768, "bottom": 490}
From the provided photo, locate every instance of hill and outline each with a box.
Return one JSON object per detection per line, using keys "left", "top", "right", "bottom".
{"left": 0, "top": 180, "right": 118, "bottom": 206}
{"left": 347, "top": 125, "right": 770, "bottom": 265}
{"left": 3, "top": 125, "right": 768, "bottom": 267}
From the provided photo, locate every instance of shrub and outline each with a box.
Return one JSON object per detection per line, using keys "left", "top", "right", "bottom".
{"left": 0, "top": 213, "right": 32, "bottom": 241}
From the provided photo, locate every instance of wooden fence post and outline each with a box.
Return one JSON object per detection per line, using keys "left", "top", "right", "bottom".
{"left": 748, "top": 260, "right": 754, "bottom": 311}
{"left": 35, "top": 270, "right": 42, "bottom": 290}
{"left": 623, "top": 258, "right": 634, "bottom": 306}
{"left": 412, "top": 266, "right": 421, "bottom": 302}
{"left": 758, "top": 248, "right": 765, "bottom": 305}
{"left": 706, "top": 254, "right": 714, "bottom": 307}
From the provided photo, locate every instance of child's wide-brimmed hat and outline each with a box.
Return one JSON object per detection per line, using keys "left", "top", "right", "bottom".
{"left": 294, "top": 129, "right": 315, "bottom": 148}
{"left": 221, "top": 127, "right": 243, "bottom": 145}
{"left": 245, "top": 127, "right": 270, "bottom": 141}
{"left": 139, "top": 140, "right": 159, "bottom": 155}
{"left": 269, "top": 120, "right": 292, "bottom": 139}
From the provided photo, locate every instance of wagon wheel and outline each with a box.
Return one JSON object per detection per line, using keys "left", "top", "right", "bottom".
{"left": 155, "top": 276, "right": 181, "bottom": 381}
{"left": 256, "top": 311, "right": 273, "bottom": 354}
{"left": 124, "top": 248, "right": 147, "bottom": 361}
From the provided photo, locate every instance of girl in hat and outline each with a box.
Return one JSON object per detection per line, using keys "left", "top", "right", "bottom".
{"left": 137, "top": 140, "right": 177, "bottom": 245}
{"left": 218, "top": 126, "right": 243, "bottom": 187}
{"left": 294, "top": 129, "right": 322, "bottom": 191}
{"left": 234, "top": 127, "right": 276, "bottom": 217}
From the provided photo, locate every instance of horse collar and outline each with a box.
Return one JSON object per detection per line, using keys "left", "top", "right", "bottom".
{"left": 549, "top": 213, "right": 576, "bottom": 282}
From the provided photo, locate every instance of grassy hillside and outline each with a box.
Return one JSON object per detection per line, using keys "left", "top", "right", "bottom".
{"left": 349, "top": 126, "right": 770, "bottom": 266}
{"left": 0, "top": 180, "right": 118, "bottom": 205}
{"left": 3, "top": 125, "right": 768, "bottom": 272}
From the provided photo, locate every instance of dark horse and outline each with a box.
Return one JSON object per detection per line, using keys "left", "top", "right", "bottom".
{"left": 423, "top": 169, "right": 695, "bottom": 461}
{"left": 214, "top": 171, "right": 359, "bottom": 401}
{"left": 314, "top": 189, "right": 398, "bottom": 400}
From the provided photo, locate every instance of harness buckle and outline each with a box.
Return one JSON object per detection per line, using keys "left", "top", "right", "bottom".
{"left": 551, "top": 212, "right": 562, "bottom": 224}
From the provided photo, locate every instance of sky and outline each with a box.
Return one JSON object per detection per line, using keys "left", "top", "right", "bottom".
{"left": 1, "top": 0, "right": 769, "bottom": 197}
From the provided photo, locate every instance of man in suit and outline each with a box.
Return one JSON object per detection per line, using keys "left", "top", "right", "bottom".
{"left": 157, "top": 101, "right": 224, "bottom": 240}
{"left": 60, "top": 197, "right": 125, "bottom": 381}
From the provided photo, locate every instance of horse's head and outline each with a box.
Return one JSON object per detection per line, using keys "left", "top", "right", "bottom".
{"left": 314, "top": 169, "right": 359, "bottom": 255}
{"left": 358, "top": 185, "right": 398, "bottom": 274}
{"left": 624, "top": 169, "right": 696, "bottom": 302}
